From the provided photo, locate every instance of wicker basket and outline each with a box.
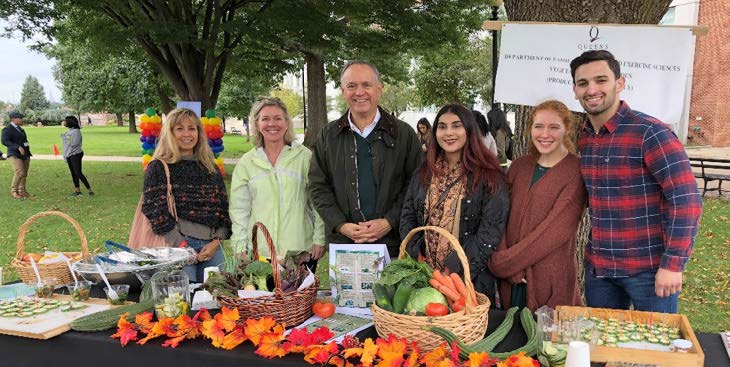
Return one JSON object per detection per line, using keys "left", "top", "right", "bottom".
{"left": 11, "top": 211, "right": 90, "bottom": 285}
{"left": 372, "top": 226, "right": 490, "bottom": 351}
{"left": 217, "top": 222, "right": 318, "bottom": 327}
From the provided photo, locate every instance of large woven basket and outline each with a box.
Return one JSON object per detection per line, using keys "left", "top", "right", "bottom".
{"left": 217, "top": 222, "right": 318, "bottom": 327}
{"left": 372, "top": 226, "right": 490, "bottom": 351}
{"left": 11, "top": 211, "right": 90, "bottom": 285}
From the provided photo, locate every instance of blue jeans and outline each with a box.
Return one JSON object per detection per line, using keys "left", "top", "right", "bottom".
{"left": 584, "top": 264, "right": 679, "bottom": 313}
{"left": 182, "top": 236, "right": 225, "bottom": 283}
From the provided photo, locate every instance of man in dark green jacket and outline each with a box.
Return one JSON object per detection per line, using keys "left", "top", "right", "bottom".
{"left": 308, "top": 60, "right": 421, "bottom": 258}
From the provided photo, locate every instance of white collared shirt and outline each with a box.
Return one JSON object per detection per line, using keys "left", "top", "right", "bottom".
{"left": 348, "top": 109, "right": 381, "bottom": 138}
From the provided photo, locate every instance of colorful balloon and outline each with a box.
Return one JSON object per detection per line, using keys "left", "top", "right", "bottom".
{"left": 146, "top": 108, "right": 156, "bottom": 117}
{"left": 206, "top": 109, "right": 216, "bottom": 119}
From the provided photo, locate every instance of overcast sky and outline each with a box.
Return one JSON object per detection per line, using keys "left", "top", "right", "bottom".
{"left": 0, "top": 28, "right": 61, "bottom": 104}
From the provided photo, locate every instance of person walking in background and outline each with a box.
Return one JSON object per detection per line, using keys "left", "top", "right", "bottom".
{"left": 142, "top": 108, "right": 232, "bottom": 282}
{"left": 489, "top": 100, "right": 586, "bottom": 311}
{"left": 488, "top": 104, "right": 513, "bottom": 170}
{"left": 309, "top": 60, "right": 422, "bottom": 259}
{"left": 1, "top": 111, "right": 32, "bottom": 198}
{"left": 61, "top": 116, "right": 94, "bottom": 196}
{"left": 416, "top": 117, "right": 431, "bottom": 153}
{"left": 230, "top": 97, "right": 326, "bottom": 268}
{"left": 400, "top": 103, "right": 509, "bottom": 303}
{"left": 571, "top": 50, "right": 702, "bottom": 313}
{"left": 472, "top": 110, "right": 498, "bottom": 157}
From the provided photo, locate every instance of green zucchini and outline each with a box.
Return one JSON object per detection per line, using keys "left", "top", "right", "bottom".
{"left": 392, "top": 283, "right": 414, "bottom": 314}
{"left": 428, "top": 307, "right": 537, "bottom": 360}
{"left": 71, "top": 281, "right": 154, "bottom": 332}
{"left": 373, "top": 283, "right": 393, "bottom": 311}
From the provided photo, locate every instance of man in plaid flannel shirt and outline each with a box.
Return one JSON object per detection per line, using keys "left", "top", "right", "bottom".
{"left": 571, "top": 50, "right": 702, "bottom": 313}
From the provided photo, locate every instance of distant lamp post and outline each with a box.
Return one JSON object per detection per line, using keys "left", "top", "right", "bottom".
{"left": 491, "top": 0, "right": 503, "bottom": 108}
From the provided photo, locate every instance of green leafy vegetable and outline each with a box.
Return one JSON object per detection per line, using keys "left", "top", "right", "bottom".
{"left": 245, "top": 260, "right": 273, "bottom": 291}
{"left": 376, "top": 255, "right": 432, "bottom": 288}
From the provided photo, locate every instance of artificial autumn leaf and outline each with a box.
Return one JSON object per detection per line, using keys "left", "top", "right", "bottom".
{"left": 162, "top": 335, "right": 186, "bottom": 348}
{"left": 138, "top": 318, "right": 175, "bottom": 345}
{"left": 496, "top": 352, "right": 539, "bottom": 367}
{"left": 419, "top": 343, "right": 448, "bottom": 367}
{"left": 450, "top": 340, "right": 461, "bottom": 363}
{"left": 201, "top": 318, "right": 227, "bottom": 348}
{"left": 342, "top": 347, "right": 363, "bottom": 359}
{"left": 194, "top": 308, "right": 212, "bottom": 321}
{"left": 221, "top": 328, "right": 247, "bottom": 350}
{"left": 375, "top": 334, "right": 407, "bottom": 367}
{"left": 110, "top": 314, "right": 138, "bottom": 347}
{"left": 173, "top": 314, "right": 201, "bottom": 339}
{"left": 245, "top": 317, "right": 277, "bottom": 346}
{"left": 310, "top": 326, "right": 335, "bottom": 344}
{"left": 436, "top": 359, "right": 458, "bottom": 367}
{"left": 403, "top": 342, "right": 420, "bottom": 367}
{"left": 216, "top": 306, "right": 240, "bottom": 332}
{"left": 135, "top": 312, "right": 155, "bottom": 334}
{"left": 463, "top": 352, "right": 497, "bottom": 367}
{"left": 360, "top": 338, "right": 378, "bottom": 367}
{"left": 304, "top": 342, "right": 340, "bottom": 364}
{"left": 256, "top": 332, "right": 287, "bottom": 358}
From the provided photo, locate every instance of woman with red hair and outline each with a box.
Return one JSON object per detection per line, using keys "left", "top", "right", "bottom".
{"left": 400, "top": 103, "right": 509, "bottom": 303}
{"left": 488, "top": 100, "right": 587, "bottom": 311}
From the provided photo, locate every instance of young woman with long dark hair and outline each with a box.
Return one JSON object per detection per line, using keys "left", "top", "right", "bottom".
{"left": 61, "top": 116, "right": 93, "bottom": 196}
{"left": 400, "top": 103, "right": 509, "bottom": 302}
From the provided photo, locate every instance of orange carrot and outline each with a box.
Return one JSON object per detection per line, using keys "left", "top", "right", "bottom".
{"left": 450, "top": 273, "right": 476, "bottom": 305}
{"left": 431, "top": 269, "right": 456, "bottom": 290}
{"left": 429, "top": 278, "right": 461, "bottom": 302}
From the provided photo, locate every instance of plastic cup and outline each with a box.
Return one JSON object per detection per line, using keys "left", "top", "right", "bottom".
{"left": 565, "top": 340, "right": 591, "bottom": 367}
{"left": 66, "top": 280, "right": 93, "bottom": 301}
{"left": 33, "top": 278, "right": 57, "bottom": 299}
{"left": 104, "top": 284, "right": 130, "bottom": 305}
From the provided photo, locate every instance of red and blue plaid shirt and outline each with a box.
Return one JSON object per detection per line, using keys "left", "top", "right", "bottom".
{"left": 579, "top": 101, "right": 702, "bottom": 277}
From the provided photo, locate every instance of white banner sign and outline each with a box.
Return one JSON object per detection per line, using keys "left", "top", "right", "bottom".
{"left": 494, "top": 23, "right": 694, "bottom": 129}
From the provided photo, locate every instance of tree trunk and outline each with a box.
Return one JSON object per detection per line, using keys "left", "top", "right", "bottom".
{"left": 115, "top": 112, "right": 124, "bottom": 127}
{"left": 156, "top": 83, "right": 173, "bottom": 114}
{"left": 128, "top": 110, "right": 138, "bottom": 134}
{"left": 503, "top": 0, "right": 673, "bottom": 297}
{"left": 302, "top": 51, "right": 328, "bottom": 148}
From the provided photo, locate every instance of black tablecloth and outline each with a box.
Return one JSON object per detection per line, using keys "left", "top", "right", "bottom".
{"left": 0, "top": 286, "right": 727, "bottom": 367}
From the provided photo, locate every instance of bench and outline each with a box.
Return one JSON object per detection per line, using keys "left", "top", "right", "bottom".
{"left": 230, "top": 127, "right": 242, "bottom": 135}
{"left": 689, "top": 157, "right": 730, "bottom": 196}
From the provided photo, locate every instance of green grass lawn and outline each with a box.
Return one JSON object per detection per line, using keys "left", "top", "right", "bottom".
{"left": 21, "top": 125, "right": 255, "bottom": 159}
{"left": 0, "top": 159, "right": 727, "bottom": 332}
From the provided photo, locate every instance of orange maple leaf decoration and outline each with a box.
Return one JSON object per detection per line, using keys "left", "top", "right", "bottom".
{"left": 194, "top": 308, "right": 212, "bottom": 321}
{"left": 495, "top": 352, "right": 539, "bottom": 367}
{"left": 216, "top": 306, "right": 240, "bottom": 332}
{"left": 463, "top": 352, "right": 497, "bottom": 367}
{"left": 110, "top": 313, "right": 137, "bottom": 346}
{"left": 201, "top": 317, "right": 227, "bottom": 348}
{"left": 419, "top": 342, "right": 448, "bottom": 367}
{"left": 256, "top": 332, "right": 287, "bottom": 358}
{"left": 375, "top": 334, "right": 407, "bottom": 367}
{"left": 402, "top": 341, "right": 421, "bottom": 367}
{"left": 162, "top": 335, "right": 186, "bottom": 348}
{"left": 173, "top": 314, "right": 201, "bottom": 340}
{"left": 244, "top": 317, "right": 278, "bottom": 346}
{"left": 360, "top": 338, "right": 378, "bottom": 367}
{"left": 134, "top": 312, "right": 155, "bottom": 334}
{"left": 221, "top": 328, "right": 247, "bottom": 350}
{"left": 138, "top": 317, "right": 175, "bottom": 345}
{"left": 304, "top": 342, "right": 340, "bottom": 365}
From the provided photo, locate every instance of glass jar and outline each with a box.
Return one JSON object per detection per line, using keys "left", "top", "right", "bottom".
{"left": 151, "top": 270, "right": 190, "bottom": 319}
{"left": 672, "top": 339, "right": 692, "bottom": 353}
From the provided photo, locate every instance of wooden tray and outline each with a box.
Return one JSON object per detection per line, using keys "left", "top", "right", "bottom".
{"left": 556, "top": 306, "right": 704, "bottom": 367}
{"left": 0, "top": 295, "right": 124, "bottom": 339}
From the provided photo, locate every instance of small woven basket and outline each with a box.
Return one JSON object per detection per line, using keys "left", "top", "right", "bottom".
{"left": 372, "top": 226, "right": 490, "bottom": 351}
{"left": 217, "top": 222, "right": 318, "bottom": 327}
{"left": 11, "top": 211, "right": 89, "bottom": 285}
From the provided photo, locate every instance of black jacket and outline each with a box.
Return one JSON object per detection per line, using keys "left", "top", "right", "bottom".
{"left": 1, "top": 124, "right": 32, "bottom": 160}
{"left": 400, "top": 167, "right": 510, "bottom": 300}
{"left": 308, "top": 107, "right": 422, "bottom": 256}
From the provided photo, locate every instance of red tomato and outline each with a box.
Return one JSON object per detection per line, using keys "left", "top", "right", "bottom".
{"left": 312, "top": 301, "right": 336, "bottom": 318}
{"left": 425, "top": 302, "right": 449, "bottom": 316}
{"left": 452, "top": 299, "right": 466, "bottom": 312}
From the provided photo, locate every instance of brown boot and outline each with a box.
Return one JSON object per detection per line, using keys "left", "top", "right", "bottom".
{"left": 11, "top": 192, "right": 23, "bottom": 199}
{"left": 21, "top": 191, "right": 33, "bottom": 197}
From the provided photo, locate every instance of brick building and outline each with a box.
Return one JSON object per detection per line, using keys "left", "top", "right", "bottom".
{"left": 687, "top": 0, "right": 730, "bottom": 147}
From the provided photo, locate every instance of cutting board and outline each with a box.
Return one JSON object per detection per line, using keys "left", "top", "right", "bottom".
{"left": 0, "top": 295, "right": 118, "bottom": 339}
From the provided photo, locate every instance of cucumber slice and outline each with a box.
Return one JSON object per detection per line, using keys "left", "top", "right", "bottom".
{"left": 60, "top": 305, "right": 72, "bottom": 312}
